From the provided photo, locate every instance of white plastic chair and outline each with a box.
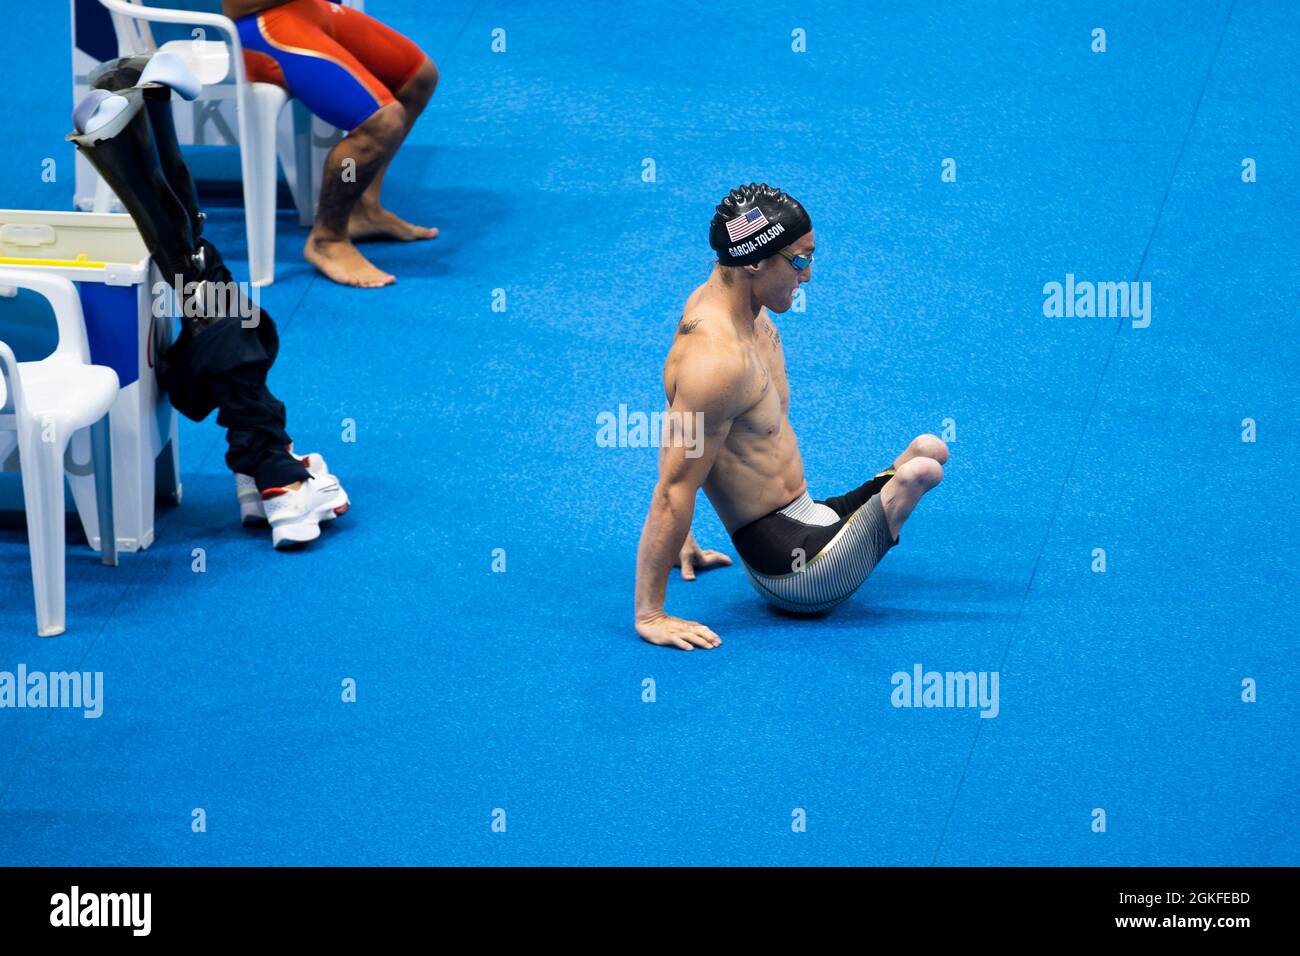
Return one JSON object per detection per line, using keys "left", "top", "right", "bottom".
{"left": 0, "top": 270, "right": 119, "bottom": 636}
{"left": 98, "top": 0, "right": 316, "bottom": 287}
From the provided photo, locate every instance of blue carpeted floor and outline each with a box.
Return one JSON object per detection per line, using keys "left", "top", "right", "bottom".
{"left": 1, "top": 0, "right": 1296, "bottom": 865}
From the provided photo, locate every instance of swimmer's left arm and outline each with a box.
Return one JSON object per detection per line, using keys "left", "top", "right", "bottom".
{"left": 634, "top": 351, "right": 747, "bottom": 649}
{"left": 656, "top": 403, "right": 730, "bottom": 579}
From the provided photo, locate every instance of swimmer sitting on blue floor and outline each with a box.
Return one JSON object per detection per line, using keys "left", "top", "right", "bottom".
{"left": 634, "top": 183, "right": 947, "bottom": 650}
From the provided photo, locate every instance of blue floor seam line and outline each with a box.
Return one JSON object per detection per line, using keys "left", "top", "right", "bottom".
{"left": 1127, "top": 0, "right": 1240, "bottom": 282}
{"left": 264, "top": 252, "right": 319, "bottom": 338}
{"left": 431, "top": 0, "right": 487, "bottom": 75}
{"left": 925, "top": 0, "right": 1239, "bottom": 867}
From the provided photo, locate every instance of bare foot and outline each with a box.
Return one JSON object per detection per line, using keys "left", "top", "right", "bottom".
{"left": 303, "top": 234, "right": 396, "bottom": 288}
{"left": 348, "top": 205, "right": 439, "bottom": 242}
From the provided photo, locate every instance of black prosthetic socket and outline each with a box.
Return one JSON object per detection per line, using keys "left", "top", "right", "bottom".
{"left": 68, "top": 90, "right": 201, "bottom": 282}
{"left": 143, "top": 90, "right": 203, "bottom": 238}
{"left": 90, "top": 57, "right": 207, "bottom": 240}
{"left": 87, "top": 53, "right": 152, "bottom": 90}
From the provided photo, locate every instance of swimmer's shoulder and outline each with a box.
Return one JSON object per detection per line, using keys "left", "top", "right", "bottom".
{"left": 674, "top": 284, "right": 717, "bottom": 338}
{"left": 670, "top": 295, "right": 737, "bottom": 365}
{"left": 666, "top": 298, "right": 751, "bottom": 415}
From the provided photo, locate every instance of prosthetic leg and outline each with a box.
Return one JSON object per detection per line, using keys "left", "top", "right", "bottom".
{"left": 68, "top": 56, "right": 349, "bottom": 547}
{"left": 69, "top": 87, "right": 201, "bottom": 284}
{"left": 89, "top": 55, "right": 204, "bottom": 239}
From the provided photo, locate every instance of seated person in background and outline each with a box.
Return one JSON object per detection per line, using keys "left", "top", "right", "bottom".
{"left": 224, "top": 0, "right": 440, "bottom": 288}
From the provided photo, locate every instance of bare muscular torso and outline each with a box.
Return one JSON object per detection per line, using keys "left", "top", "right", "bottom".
{"left": 664, "top": 283, "right": 807, "bottom": 533}
{"left": 222, "top": 0, "right": 289, "bottom": 20}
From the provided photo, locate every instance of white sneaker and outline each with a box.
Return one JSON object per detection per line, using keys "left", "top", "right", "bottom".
{"left": 236, "top": 452, "right": 349, "bottom": 526}
{"left": 236, "top": 471, "right": 264, "bottom": 526}
{"left": 263, "top": 472, "right": 348, "bottom": 550}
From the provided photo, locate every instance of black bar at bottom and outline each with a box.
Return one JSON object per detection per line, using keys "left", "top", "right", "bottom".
{"left": 0, "top": 866, "right": 1284, "bottom": 940}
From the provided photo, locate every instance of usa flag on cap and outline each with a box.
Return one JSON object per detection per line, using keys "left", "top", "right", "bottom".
{"left": 725, "top": 208, "right": 770, "bottom": 242}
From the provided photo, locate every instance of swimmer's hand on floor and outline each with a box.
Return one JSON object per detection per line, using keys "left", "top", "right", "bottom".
{"left": 675, "top": 531, "right": 733, "bottom": 581}
{"left": 636, "top": 612, "right": 722, "bottom": 651}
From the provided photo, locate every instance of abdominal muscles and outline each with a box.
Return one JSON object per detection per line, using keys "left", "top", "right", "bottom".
{"left": 705, "top": 419, "right": 806, "bottom": 533}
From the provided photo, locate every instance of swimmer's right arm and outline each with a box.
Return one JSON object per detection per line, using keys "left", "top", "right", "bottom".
{"left": 634, "top": 353, "right": 746, "bottom": 650}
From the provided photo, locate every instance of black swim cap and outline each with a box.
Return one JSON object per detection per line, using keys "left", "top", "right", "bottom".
{"left": 709, "top": 183, "right": 811, "bottom": 267}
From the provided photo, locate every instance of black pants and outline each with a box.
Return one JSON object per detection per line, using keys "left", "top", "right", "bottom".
{"left": 157, "top": 240, "right": 311, "bottom": 492}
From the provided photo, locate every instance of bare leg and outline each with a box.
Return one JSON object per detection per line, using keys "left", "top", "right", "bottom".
{"left": 304, "top": 102, "right": 407, "bottom": 288}
{"left": 349, "top": 59, "right": 440, "bottom": 242}
{"left": 880, "top": 435, "right": 948, "bottom": 539}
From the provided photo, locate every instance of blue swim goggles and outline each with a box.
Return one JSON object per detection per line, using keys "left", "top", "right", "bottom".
{"left": 778, "top": 248, "right": 814, "bottom": 272}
